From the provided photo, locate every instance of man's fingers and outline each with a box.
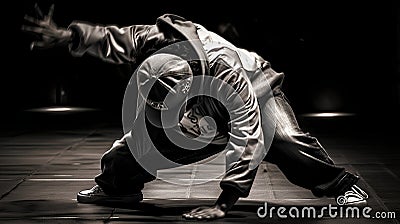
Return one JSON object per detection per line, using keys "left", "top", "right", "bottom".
{"left": 193, "top": 209, "right": 211, "bottom": 218}
{"left": 182, "top": 206, "right": 223, "bottom": 220}
{"left": 21, "top": 25, "right": 54, "bottom": 37}
{"left": 33, "top": 41, "right": 47, "bottom": 48}
{"left": 23, "top": 14, "right": 36, "bottom": 23}
{"left": 21, "top": 25, "right": 44, "bottom": 34}
{"left": 182, "top": 213, "right": 194, "bottom": 219}
{"left": 46, "top": 4, "right": 54, "bottom": 22}
{"left": 186, "top": 209, "right": 209, "bottom": 219}
{"left": 21, "top": 25, "right": 39, "bottom": 33}
{"left": 30, "top": 41, "right": 47, "bottom": 50}
{"left": 192, "top": 206, "right": 209, "bottom": 212}
{"left": 30, "top": 41, "right": 38, "bottom": 50}
{"left": 182, "top": 214, "right": 214, "bottom": 220}
{"left": 24, "top": 15, "right": 45, "bottom": 26}
{"left": 194, "top": 211, "right": 214, "bottom": 220}
{"left": 182, "top": 208, "right": 202, "bottom": 220}
{"left": 34, "top": 3, "right": 43, "bottom": 18}
{"left": 190, "top": 206, "right": 208, "bottom": 213}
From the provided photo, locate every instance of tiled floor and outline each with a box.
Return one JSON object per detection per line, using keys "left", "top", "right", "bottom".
{"left": 0, "top": 112, "right": 399, "bottom": 223}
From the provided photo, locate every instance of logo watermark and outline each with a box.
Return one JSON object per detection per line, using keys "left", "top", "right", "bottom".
{"left": 257, "top": 202, "right": 396, "bottom": 219}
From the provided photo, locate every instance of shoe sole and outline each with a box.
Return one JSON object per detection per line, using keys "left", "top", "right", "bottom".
{"left": 339, "top": 200, "right": 368, "bottom": 207}
{"left": 77, "top": 192, "right": 143, "bottom": 204}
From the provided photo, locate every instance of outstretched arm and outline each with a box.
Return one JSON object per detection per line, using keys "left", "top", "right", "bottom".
{"left": 22, "top": 4, "right": 158, "bottom": 64}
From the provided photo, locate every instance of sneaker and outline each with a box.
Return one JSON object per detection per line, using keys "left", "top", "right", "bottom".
{"left": 336, "top": 184, "right": 369, "bottom": 206}
{"left": 77, "top": 185, "right": 143, "bottom": 204}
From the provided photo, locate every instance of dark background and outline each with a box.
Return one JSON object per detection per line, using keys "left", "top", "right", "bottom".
{"left": 1, "top": 0, "right": 399, "bottom": 128}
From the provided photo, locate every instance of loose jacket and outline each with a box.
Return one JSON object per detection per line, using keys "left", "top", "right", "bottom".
{"left": 68, "top": 14, "right": 284, "bottom": 197}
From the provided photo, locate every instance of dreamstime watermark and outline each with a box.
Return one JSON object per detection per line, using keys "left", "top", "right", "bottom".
{"left": 257, "top": 202, "right": 397, "bottom": 219}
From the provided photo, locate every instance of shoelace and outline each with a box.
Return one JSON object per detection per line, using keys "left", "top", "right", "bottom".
{"left": 351, "top": 185, "right": 369, "bottom": 199}
{"left": 90, "top": 185, "right": 103, "bottom": 194}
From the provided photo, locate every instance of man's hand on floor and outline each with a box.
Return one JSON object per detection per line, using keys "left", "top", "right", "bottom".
{"left": 182, "top": 204, "right": 226, "bottom": 220}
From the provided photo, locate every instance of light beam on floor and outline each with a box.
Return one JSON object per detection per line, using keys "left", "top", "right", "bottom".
{"left": 301, "top": 112, "right": 356, "bottom": 118}
{"left": 26, "top": 107, "right": 97, "bottom": 113}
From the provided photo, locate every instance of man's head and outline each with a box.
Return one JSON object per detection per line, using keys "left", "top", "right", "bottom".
{"left": 137, "top": 53, "right": 193, "bottom": 128}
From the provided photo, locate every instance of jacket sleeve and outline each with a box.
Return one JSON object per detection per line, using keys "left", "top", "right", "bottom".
{"left": 214, "top": 64, "right": 265, "bottom": 198}
{"left": 67, "top": 21, "right": 165, "bottom": 64}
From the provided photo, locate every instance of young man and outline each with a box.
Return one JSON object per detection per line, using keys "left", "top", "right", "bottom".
{"left": 22, "top": 5, "right": 368, "bottom": 220}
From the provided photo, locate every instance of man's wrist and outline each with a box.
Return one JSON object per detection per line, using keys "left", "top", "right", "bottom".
{"left": 66, "top": 27, "right": 80, "bottom": 49}
{"left": 215, "top": 188, "right": 240, "bottom": 213}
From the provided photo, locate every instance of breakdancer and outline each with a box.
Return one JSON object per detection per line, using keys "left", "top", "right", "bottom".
{"left": 22, "top": 5, "right": 368, "bottom": 220}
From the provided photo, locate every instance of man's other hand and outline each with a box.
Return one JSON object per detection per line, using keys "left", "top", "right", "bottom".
{"left": 182, "top": 204, "right": 226, "bottom": 220}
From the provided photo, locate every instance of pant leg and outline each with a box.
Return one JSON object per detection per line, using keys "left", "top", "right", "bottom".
{"left": 94, "top": 113, "right": 225, "bottom": 196}
{"left": 264, "top": 91, "right": 359, "bottom": 197}
{"left": 94, "top": 138, "right": 156, "bottom": 195}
